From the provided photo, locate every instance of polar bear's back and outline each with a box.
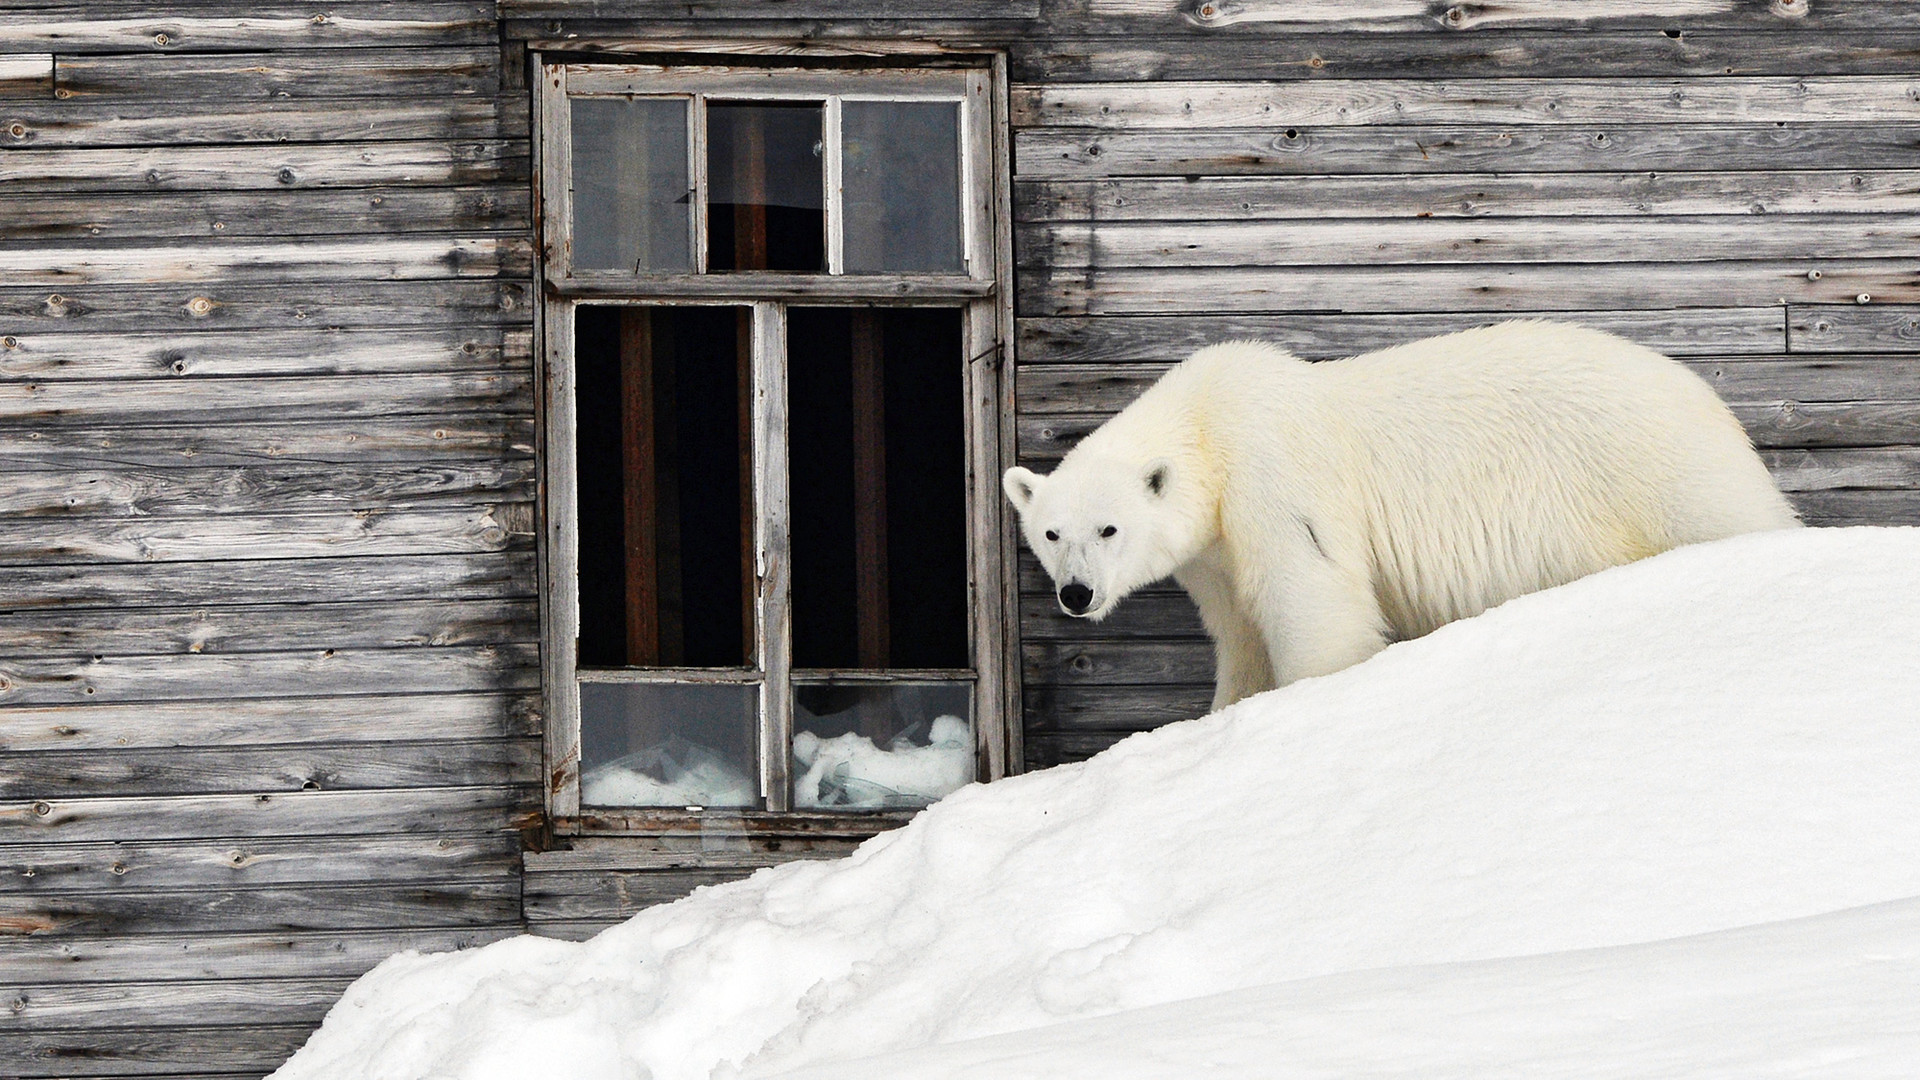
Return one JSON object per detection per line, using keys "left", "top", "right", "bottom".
{"left": 1185, "top": 321, "right": 1799, "bottom": 640}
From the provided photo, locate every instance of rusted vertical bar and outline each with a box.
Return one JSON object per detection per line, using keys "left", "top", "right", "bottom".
{"left": 735, "top": 111, "right": 769, "bottom": 270}
{"left": 850, "top": 309, "right": 890, "bottom": 671}
{"left": 620, "top": 308, "right": 659, "bottom": 666}
{"left": 738, "top": 307, "right": 758, "bottom": 662}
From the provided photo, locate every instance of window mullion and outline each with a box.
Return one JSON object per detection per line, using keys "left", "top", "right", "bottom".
{"left": 752, "top": 300, "right": 794, "bottom": 811}
{"left": 824, "top": 96, "right": 844, "bottom": 275}
{"left": 692, "top": 95, "right": 709, "bottom": 275}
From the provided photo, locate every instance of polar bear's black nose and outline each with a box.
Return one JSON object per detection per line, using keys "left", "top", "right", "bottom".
{"left": 1058, "top": 582, "right": 1093, "bottom": 615}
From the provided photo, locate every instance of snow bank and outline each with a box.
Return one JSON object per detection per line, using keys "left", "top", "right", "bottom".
{"left": 776, "top": 896, "right": 1920, "bottom": 1080}
{"left": 272, "top": 527, "right": 1920, "bottom": 1080}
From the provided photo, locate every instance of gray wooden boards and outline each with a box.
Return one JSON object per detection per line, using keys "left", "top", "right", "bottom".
{"left": 1, "top": 9, "right": 538, "bottom": 1080}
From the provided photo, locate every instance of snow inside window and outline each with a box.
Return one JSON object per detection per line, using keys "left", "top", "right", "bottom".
{"left": 579, "top": 682, "right": 758, "bottom": 808}
{"left": 792, "top": 683, "right": 973, "bottom": 809}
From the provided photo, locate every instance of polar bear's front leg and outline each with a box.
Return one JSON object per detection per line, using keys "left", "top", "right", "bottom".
{"left": 1175, "top": 546, "right": 1275, "bottom": 712}
{"left": 1243, "top": 531, "right": 1390, "bottom": 687}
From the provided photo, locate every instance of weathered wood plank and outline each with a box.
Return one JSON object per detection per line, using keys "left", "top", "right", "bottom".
{"left": 1023, "top": 683, "right": 1209, "bottom": 734}
{"left": 1017, "top": 172, "right": 1920, "bottom": 223}
{"left": 1017, "top": 356, "right": 1920, "bottom": 413}
{"left": 0, "top": 834, "right": 520, "bottom": 896}
{"left": 0, "top": 98, "right": 523, "bottom": 151}
{"left": 1064, "top": 0, "right": 1915, "bottom": 34}
{"left": 528, "top": 918, "right": 620, "bottom": 941}
{"left": 0, "top": 237, "right": 528, "bottom": 287}
{"left": 0, "top": 187, "right": 528, "bottom": 241}
{"left": 0, "top": 326, "right": 530, "bottom": 382}
{"left": 0, "top": 371, "right": 534, "bottom": 427}
{"left": 1025, "top": 730, "right": 1136, "bottom": 770}
{"left": 2, "top": 880, "right": 522, "bottom": 939}
{"left": 522, "top": 868, "right": 767, "bottom": 922}
{"left": 0, "top": 551, "right": 535, "bottom": 612}
{"left": 1022, "top": 262, "right": 1920, "bottom": 316}
{"left": 0, "top": 598, "right": 537, "bottom": 658}
{"left": 1013, "top": 76, "right": 1920, "bottom": 130}
{"left": 1024, "top": 639, "right": 1211, "bottom": 686}
{"left": 0, "top": 505, "right": 527, "bottom": 566}
{"left": 1791, "top": 305, "right": 1920, "bottom": 352}
{"left": 0, "top": 53, "right": 50, "bottom": 99}
{"left": 0, "top": 1024, "right": 316, "bottom": 1078}
{"left": 0, "top": 279, "right": 530, "bottom": 334}
{"left": 1014, "top": 123, "right": 1920, "bottom": 178}
{"left": 0, "top": 4, "right": 494, "bottom": 53}
{"left": 1016, "top": 311, "right": 1786, "bottom": 363}
{"left": 0, "top": 140, "right": 524, "bottom": 193}
{"left": 1022, "top": 216, "right": 1920, "bottom": 270}
{"left": 2, "top": 739, "right": 540, "bottom": 799}
{"left": 0, "top": 691, "right": 542, "bottom": 753}
{"left": 1763, "top": 447, "right": 1920, "bottom": 492}
{"left": 0, "top": 416, "right": 534, "bottom": 469}
{"left": 0, "top": 643, "right": 539, "bottom": 707}
{"left": 523, "top": 845, "right": 858, "bottom": 871}
{"left": 54, "top": 47, "right": 498, "bottom": 102}
{"left": 0, "top": 786, "right": 536, "bottom": 845}
{"left": 502, "top": 0, "right": 1036, "bottom": 17}
{"left": 1, "top": 975, "right": 343, "bottom": 1029}
{"left": 1011, "top": 30, "right": 1920, "bottom": 82}
{"left": 0, "top": 462, "right": 533, "bottom": 519}
{"left": 1021, "top": 590, "right": 1203, "bottom": 639}
{"left": 0, "top": 925, "right": 514, "bottom": 985}
{"left": 1789, "top": 487, "right": 1920, "bottom": 524}
{"left": 1694, "top": 356, "right": 1920, "bottom": 401}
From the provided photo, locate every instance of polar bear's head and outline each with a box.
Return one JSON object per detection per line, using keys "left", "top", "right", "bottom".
{"left": 1003, "top": 455, "right": 1199, "bottom": 621}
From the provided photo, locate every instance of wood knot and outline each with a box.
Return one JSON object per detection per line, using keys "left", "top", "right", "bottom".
{"left": 110, "top": 862, "right": 127, "bottom": 875}
{"left": 186, "top": 296, "right": 215, "bottom": 317}
{"left": 1856, "top": 293, "right": 1873, "bottom": 304}
{"left": 2, "top": 336, "right": 17, "bottom": 349}
{"left": 153, "top": 31, "right": 171, "bottom": 45}
{"left": 276, "top": 166, "right": 298, "bottom": 184}
{"left": 6, "top": 122, "right": 27, "bottom": 140}
{"left": 1444, "top": 5, "right": 1466, "bottom": 25}
{"left": 31, "top": 801, "right": 50, "bottom": 816}
{"left": 1192, "top": 1, "right": 1219, "bottom": 20}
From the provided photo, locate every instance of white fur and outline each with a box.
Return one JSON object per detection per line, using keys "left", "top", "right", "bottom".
{"left": 1004, "top": 320, "right": 1801, "bottom": 711}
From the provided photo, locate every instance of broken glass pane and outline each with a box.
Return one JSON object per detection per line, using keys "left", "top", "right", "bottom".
{"left": 707, "top": 102, "right": 826, "bottom": 272}
{"left": 580, "top": 682, "right": 759, "bottom": 808}
{"left": 791, "top": 681, "right": 974, "bottom": 810}
{"left": 842, "top": 100, "right": 962, "bottom": 273}
{"left": 571, "top": 97, "right": 692, "bottom": 272}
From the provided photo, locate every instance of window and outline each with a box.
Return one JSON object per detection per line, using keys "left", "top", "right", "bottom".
{"left": 537, "top": 59, "right": 1014, "bottom": 822}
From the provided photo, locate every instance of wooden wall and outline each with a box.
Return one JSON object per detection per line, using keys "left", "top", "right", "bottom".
{"left": 0, "top": 3, "right": 539, "bottom": 1076}
{"left": 1003, "top": 0, "right": 1920, "bottom": 769}
{"left": 3, "top": 1, "right": 1918, "bottom": 1076}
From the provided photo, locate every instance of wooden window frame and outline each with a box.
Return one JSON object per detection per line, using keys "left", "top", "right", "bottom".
{"left": 535, "top": 53, "right": 1018, "bottom": 830}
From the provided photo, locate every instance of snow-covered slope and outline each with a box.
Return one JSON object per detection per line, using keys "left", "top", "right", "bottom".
{"left": 271, "top": 527, "right": 1920, "bottom": 1080}
{"left": 771, "top": 896, "right": 1920, "bottom": 1080}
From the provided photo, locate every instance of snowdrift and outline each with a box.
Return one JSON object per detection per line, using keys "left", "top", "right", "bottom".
{"left": 271, "top": 526, "right": 1920, "bottom": 1080}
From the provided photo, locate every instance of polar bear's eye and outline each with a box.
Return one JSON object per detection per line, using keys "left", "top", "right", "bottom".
{"left": 1044, "top": 530, "right": 1059, "bottom": 542}
{"left": 1100, "top": 525, "right": 1117, "bottom": 538}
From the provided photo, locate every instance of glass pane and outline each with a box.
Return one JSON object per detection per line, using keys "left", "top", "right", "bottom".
{"left": 792, "top": 682, "right": 973, "bottom": 809}
{"left": 580, "top": 682, "right": 759, "bottom": 808}
{"left": 842, "top": 101, "right": 963, "bottom": 274}
{"left": 786, "top": 308, "right": 969, "bottom": 670}
{"left": 575, "top": 305, "right": 753, "bottom": 668}
{"left": 570, "top": 97, "right": 691, "bottom": 272}
{"left": 707, "top": 102, "right": 826, "bottom": 272}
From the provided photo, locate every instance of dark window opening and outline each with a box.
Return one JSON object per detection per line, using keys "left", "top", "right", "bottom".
{"left": 787, "top": 307, "right": 969, "bottom": 670}
{"left": 577, "top": 305, "right": 752, "bottom": 667}
{"left": 706, "top": 102, "right": 825, "bottom": 272}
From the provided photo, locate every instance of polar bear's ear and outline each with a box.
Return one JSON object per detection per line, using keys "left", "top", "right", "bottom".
{"left": 1143, "top": 459, "right": 1173, "bottom": 498}
{"left": 1003, "top": 466, "right": 1044, "bottom": 513}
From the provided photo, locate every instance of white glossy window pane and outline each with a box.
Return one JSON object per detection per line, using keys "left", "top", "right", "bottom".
{"left": 580, "top": 682, "right": 759, "bottom": 808}
{"left": 841, "top": 101, "right": 962, "bottom": 274}
{"left": 571, "top": 97, "right": 692, "bottom": 272}
{"left": 791, "top": 682, "right": 973, "bottom": 809}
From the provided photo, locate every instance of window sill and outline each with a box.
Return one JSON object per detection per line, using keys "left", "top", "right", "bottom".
{"left": 545, "top": 270, "right": 994, "bottom": 300}
{"left": 559, "top": 808, "right": 920, "bottom": 840}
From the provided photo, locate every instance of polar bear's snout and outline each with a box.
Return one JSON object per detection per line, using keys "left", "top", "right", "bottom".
{"left": 1057, "top": 582, "right": 1095, "bottom": 616}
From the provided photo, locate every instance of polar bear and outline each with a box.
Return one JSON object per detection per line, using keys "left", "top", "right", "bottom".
{"left": 1004, "top": 321, "right": 1800, "bottom": 711}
